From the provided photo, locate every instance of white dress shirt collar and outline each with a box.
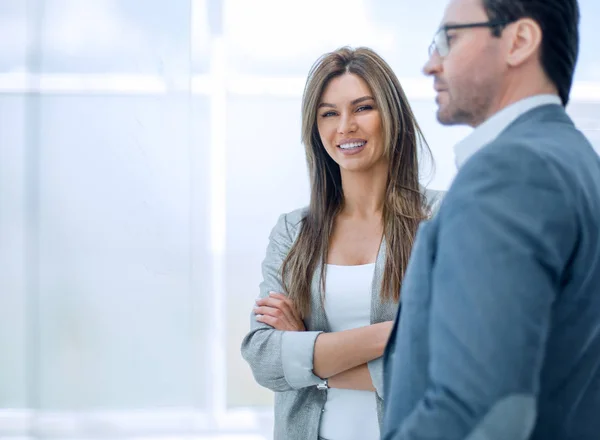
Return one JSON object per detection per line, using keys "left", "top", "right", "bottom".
{"left": 454, "top": 94, "right": 562, "bottom": 169}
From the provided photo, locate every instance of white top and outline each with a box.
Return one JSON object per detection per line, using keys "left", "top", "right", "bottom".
{"left": 319, "top": 263, "right": 379, "bottom": 440}
{"left": 454, "top": 94, "right": 562, "bottom": 169}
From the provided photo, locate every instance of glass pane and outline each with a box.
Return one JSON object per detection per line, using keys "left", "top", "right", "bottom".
{"left": 0, "top": 1, "right": 27, "bottom": 72}
{"left": 223, "top": 0, "right": 448, "bottom": 77}
{"left": 38, "top": 0, "right": 199, "bottom": 75}
{"left": 0, "top": 96, "right": 27, "bottom": 408}
{"left": 568, "top": 101, "right": 600, "bottom": 153}
{"left": 36, "top": 95, "right": 208, "bottom": 410}
{"left": 576, "top": 0, "right": 600, "bottom": 82}
{"left": 224, "top": 0, "right": 600, "bottom": 83}
{"left": 357, "top": 0, "right": 448, "bottom": 78}
{"left": 192, "top": 0, "right": 211, "bottom": 74}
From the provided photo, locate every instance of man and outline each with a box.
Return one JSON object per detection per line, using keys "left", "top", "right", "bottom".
{"left": 382, "top": 0, "right": 600, "bottom": 439}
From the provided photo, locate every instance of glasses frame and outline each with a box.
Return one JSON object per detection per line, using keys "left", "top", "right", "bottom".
{"left": 428, "top": 20, "right": 512, "bottom": 58}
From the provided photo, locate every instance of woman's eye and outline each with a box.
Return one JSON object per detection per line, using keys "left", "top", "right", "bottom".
{"left": 321, "top": 111, "right": 337, "bottom": 118}
{"left": 356, "top": 105, "right": 373, "bottom": 112}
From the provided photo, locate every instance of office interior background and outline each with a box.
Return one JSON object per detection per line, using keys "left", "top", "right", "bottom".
{"left": 0, "top": 0, "right": 598, "bottom": 439}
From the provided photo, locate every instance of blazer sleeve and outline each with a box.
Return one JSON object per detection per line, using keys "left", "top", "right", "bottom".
{"left": 240, "top": 212, "right": 324, "bottom": 392}
{"left": 387, "top": 143, "right": 577, "bottom": 439}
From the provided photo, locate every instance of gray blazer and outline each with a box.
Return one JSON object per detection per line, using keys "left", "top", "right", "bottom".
{"left": 241, "top": 188, "right": 443, "bottom": 440}
{"left": 382, "top": 104, "right": 600, "bottom": 440}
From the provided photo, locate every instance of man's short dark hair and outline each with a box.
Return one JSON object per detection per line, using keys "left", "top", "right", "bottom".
{"left": 482, "top": 0, "right": 580, "bottom": 106}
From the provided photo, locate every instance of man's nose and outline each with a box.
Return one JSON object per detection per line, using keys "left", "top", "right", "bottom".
{"left": 423, "top": 51, "right": 442, "bottom": 76}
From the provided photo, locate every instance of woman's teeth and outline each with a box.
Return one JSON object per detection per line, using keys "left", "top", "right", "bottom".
{"left": 339, "top": 141, "right": 366, "bottom": 150}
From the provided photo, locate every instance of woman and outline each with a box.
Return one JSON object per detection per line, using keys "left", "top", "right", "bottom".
{"left": 241, "top": 47, "right": 443, "bottom": 440}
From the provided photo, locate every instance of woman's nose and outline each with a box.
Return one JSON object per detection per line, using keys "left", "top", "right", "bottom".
{"left": 337, "top": 113, "right": 357, "bottom": 134}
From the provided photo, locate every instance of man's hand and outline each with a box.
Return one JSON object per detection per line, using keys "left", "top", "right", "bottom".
{"left": 254, "top": 292, "right": 306, "bottom": 331}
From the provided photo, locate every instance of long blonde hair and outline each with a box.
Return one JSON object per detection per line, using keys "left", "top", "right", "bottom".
{"left": 282, "top": 47, "right": 432, "bottom": 317}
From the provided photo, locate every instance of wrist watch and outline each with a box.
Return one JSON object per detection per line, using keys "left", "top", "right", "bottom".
{"left": 316, "top": 378, "right": 329, "bottom": 391}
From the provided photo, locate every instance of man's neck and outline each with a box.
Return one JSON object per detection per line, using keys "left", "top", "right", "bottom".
{"left": 478, "top": 75, "right": 559, "bottom": 127}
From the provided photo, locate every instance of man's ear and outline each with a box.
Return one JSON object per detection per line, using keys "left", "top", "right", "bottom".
{"left": 505, "top": 18, "right": 543, "bottom": 67}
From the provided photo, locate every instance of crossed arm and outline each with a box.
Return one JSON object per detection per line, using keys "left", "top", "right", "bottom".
{"left": 255, "top": 292, "right": 392, "bottom": 391}
{"left": 241, "top": 212, "right": 394, "bottom": 395}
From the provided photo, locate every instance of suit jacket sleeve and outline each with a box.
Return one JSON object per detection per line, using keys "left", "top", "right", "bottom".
{"left": 390, "top": 143, "right": 578, "bottom": 439}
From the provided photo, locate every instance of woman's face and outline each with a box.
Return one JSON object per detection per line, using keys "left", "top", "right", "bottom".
{"left": 316, "top": 73, "right": 386, "bottom": 173}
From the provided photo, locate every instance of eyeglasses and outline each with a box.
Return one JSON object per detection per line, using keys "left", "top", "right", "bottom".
{"left": 428, "top": 20, "right": 512, "bottom": 58}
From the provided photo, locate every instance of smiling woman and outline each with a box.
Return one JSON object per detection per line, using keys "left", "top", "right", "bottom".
{"left": 317, "top": 76, "right": 384, "bottom": 170}
{"left": 240, "top": 46, "right": 444, "bottom": 440}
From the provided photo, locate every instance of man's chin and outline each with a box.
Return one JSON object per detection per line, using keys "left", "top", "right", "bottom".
{"left": 436, "top": 104, "right": 471, "bottom": 126}
{"left": 436, "top": 108, "right": 456, "bottom": 126}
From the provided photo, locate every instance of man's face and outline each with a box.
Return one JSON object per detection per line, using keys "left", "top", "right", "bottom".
{"left": 423, "top": 0, "right": 507, "bottom": 127}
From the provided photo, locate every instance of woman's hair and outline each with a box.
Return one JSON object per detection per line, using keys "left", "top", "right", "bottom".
{"left": 282, "top": 46, "right": 432, "bottom": 317}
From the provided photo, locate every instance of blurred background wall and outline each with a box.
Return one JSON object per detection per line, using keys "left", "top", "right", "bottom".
{"left": 0, "top": 0, "right": 598, "bottom": 439}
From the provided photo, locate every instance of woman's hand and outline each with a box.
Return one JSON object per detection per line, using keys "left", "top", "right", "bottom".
{"left": 254, "top": 292, "right": 306, "bottom": 331}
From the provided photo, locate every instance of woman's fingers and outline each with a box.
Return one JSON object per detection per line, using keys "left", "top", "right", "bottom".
{"left": 256, "top": 294, "right": 295, "bottom": 322}
{"left": 254, "top": 292, "right": 305, "bottom": 331}
{"left": 256, "top": 313, "right": 283, "bottom": 329}
{"left": 267, "top": 292, "right": 303, "bottom": 321}
{"left": 254, "top": 305, "right": 283, "bottom": 318}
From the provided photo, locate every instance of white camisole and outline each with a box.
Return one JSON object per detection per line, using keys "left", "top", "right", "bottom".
{"left": 318, "top": 263, "right": 379, "bottom": 440}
